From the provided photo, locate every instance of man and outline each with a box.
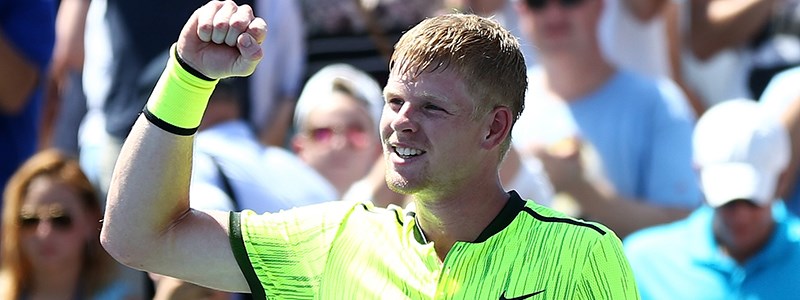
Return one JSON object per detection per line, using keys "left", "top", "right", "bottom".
{"left": 513, "top": 0, "right": 701, "bottom": 237}
{"left": 624, "top": 99, "right": 800, "bottom": 299}
{"left": 101, "top": 1, "right": 638, "bottom": 299}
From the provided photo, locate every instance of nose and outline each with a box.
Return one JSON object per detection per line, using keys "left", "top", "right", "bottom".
{"left": 390, "top": 103, "right": 418, "bottom": 134}
{"left": 329, "top": 132, "right": 349, "bottom": 150}
{"left": 34, "top": 221, "right": 54, "bottom": 238}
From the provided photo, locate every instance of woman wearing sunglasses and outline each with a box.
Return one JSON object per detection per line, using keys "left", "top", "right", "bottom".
{"left": 0, "top": 149, "right": 137, "bottom": 299}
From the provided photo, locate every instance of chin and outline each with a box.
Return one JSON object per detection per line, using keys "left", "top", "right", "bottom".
{"left": 386, "top": 174, "right": 417, "bottom": 196}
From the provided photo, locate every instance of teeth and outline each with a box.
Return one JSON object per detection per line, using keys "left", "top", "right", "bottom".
{"left": 395, "top": 147, "right": 423, "bottom": 157}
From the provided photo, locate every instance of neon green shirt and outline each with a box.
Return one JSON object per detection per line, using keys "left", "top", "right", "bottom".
{"left": 230, "top": 191, "right": 639, "bottom": 299}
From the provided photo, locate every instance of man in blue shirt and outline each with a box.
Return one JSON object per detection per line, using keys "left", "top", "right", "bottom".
{"left": 624, "top": 99, "right": 800, "bottom": 299}
{"left": 513, "top": 0, "right": 701, "bottom": 237}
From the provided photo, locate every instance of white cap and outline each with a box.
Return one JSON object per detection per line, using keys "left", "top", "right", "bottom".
{"left": 294, "top": 64, "right": 384, "bottom": 131}
{"left": 693, "top": 99, "right": 790, "bottom": 207}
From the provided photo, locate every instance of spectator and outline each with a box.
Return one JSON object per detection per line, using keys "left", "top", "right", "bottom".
{"left": 624, "top": 99, "right": 800, "bottom": 299}
{"left": 0, "top": 149, "right": 137, "bottom": 299}
{"left": 0, "top": 0, "right": 55, "bottom": 191}
{"left": 514, "top": 0, "right": 702, "bottom": 237}
{"left": 291, "top": 64, "right": 384, "bottom": 198}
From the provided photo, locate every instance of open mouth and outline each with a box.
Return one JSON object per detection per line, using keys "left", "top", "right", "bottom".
{"left": 393, "top": 146, "right": 425, "bottom": 159}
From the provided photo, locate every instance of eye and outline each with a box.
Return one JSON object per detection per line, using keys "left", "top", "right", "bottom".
{"left": 425, "top": 103, "right": 448, "bottom": 114}
{"left": 387, "top": 98, "right": 404, "bottom": 110}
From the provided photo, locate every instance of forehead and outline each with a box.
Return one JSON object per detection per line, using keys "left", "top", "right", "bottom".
{"left": 305, "top": 93, "right": 376, "bottom": 125}
{"left": 384, "top": 68, "right": 473, "bottom": 107}
{"left": 21, "top": 176, "right": 83, "bottom": 213}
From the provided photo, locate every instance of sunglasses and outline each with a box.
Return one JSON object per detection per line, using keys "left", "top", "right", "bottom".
{"left": 525, "top": 0, "right": 585, "bottom": 10}
{"left": 19, "top": 214, "right": 74, "bottom": 231}
{"left": 307, "top": 126, "right": 370, "bottom": 149}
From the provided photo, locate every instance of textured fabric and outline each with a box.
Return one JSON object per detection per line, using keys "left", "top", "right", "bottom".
{"left": 146, "top": 45, "right": 217, "bottom": 130}
{"left": 624, "top": 202, "right": 800, "bottom": 299}
{"left": 232, "top": 191, "right": 639, "bottom": 299}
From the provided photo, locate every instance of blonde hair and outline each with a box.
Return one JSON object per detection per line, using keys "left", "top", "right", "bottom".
{"left": 0, "top": 149, "right": 117, "bottom": 299}
{"left": 390, "top": 13, "right": 527, "bottom": 158}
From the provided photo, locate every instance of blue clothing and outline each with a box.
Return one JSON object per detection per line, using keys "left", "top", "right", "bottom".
{"left": 624, "top": 202, "right": 800, "bottom": 299}
{"left": 513, "top": 69, "right": 702, "bottom": 208}
{"left": 759, "top": 66, "right": 800, "bottom": 215}
{"left": 0, "top": 0, "right": 56, "bottom": 188}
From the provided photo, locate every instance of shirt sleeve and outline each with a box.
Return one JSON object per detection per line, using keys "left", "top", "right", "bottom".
{"left": 229, "top": 201, "right": 359, "bottom": 299}
{"left": 576, "top": 231, "right": 641, "bottom": 299}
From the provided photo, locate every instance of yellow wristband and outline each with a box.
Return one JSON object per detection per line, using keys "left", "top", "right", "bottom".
{"left": 145, "top": 44, "right": 219, "bottom": 131}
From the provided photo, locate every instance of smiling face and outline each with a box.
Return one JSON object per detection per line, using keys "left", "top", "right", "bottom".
{"left": 381, "top": 68, "right": 494, "bottom": 197}
{"left": 19, "top": 176, "right": 93, "bottom": 272}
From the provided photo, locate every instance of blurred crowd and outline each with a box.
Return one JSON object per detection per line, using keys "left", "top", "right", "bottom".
{"left": 1, "top": 0, "right": 799, "bottom": 298}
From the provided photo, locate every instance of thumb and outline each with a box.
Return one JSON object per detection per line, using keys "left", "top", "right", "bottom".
{"left": 233, "top": 33, "right": 262, "bottom": 76}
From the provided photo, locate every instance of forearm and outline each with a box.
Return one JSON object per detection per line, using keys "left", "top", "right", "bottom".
{"left": 690, "top": 0, "right": 774, "bottom": 60}
{"left": 624, "top": 0, "right": 668, "bottom": 21}
{"left": 53, "top": 0, "right": 89, "bottom": 73}
{"left": 0, "top": 35, "right": 38, "bottom": 114}
{"left": 566, "top": 180, "right": 691, "bottom": 238}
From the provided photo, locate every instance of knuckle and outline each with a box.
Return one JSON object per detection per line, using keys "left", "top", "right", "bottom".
{"left": 213, "top": 21, "right": 229, "bottom": 30}
{"left": 197, "top": 23, "right": 214, "bottom": 33}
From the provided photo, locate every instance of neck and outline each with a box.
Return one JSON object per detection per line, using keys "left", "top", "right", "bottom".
{"left": 540, "top": 49, "right": 615, "bottom": 101}
{"left": 28, "top": 260, "right": 82, "bottom": 300}
{"left": 413, "top": 177, "right": 509, "bottom": 261}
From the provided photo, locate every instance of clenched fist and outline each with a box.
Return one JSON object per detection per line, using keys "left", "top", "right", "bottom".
{"left": 176, "top": 0, "right": 267, "bottom": 79}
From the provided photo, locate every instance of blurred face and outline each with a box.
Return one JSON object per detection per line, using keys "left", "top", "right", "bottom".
{"left": 517, "top": 0, "right": 601, "bottom": 56}
{"left": 295, "top": 92, "right": 381, "bottom": 190}
{"left": 19, "top": 176, "right": 93, "bottom": 271}
{"left": 713, "top": 200, "right": 774, "bottom": 259}
{"left": 381, "top": 68, "right": 490, "bottom": 197}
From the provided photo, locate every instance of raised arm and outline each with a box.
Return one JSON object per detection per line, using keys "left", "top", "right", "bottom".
{"left": 100, "top": 0, "right": 266, "bottom": 292}
{"left": 689, "top": 0, "right": 774, "bottom": 60}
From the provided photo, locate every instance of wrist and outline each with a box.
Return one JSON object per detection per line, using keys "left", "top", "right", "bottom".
{"left": 144, "top": 44, "right": 218, "bottom": 135}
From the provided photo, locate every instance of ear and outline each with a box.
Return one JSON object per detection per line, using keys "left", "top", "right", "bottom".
{"left": 480, "top": 106, "right": 513, "bottom": 150}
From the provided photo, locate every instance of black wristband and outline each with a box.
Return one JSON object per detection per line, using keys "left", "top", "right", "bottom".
{"left": 173, "top": 46, "right": 215, "bottom": 81}
{"left": 142, "top": 107, "right": 199, "bottom": 136}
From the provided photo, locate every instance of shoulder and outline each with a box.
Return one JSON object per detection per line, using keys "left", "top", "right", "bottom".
{"left": 515, "top": 202, "right": 614, "bottom": 246}
{"left": 239, "top": 201, "right": 403, "bottom": 229}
